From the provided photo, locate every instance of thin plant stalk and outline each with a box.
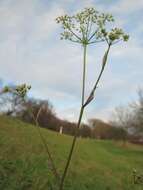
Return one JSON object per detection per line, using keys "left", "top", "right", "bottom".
{"left": 1, "top": 85, "right": 60, "bottom": 186}
{"left": 28, "top": 104, "right": 60, "bottom": 182}
{"left": 21, "top": 100, "right": 60, "bottom": 186}
{"left": 82, "top": 44, "right": 87, "bottom": 106}
{"left": 59, "top": 43, "right": 87, "bottom": 190}
{"left": 84, "top": 44, "right": 111, "bottom": 107}
{"left": 59, "top": 43, "right": 111, "bottom": 190}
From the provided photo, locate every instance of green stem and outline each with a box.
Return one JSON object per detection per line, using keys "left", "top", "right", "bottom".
{"left": 58, "top": 44, "right": 87, "bottom": 190}
{"left": 59, "top": 106, "right": 84, "bottom": 190}
{"left": 25, "top": 102, "right": 60, "bottom": 182}
{"left": 83, "top": 44, "right": 111, "bottom": 107}
{"left": 82, "top": 44, "right": 87, "bottom": 106}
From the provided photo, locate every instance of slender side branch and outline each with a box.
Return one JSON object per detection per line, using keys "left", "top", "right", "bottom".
{"left": 88, "top": 30, "right": 97, "bottom": 41}
{"left": 87, "top": 19, "right": 93, "bottom": 39}
{"left": 70, "top": 39, "right": 81, "bottom": 44}
{"left": 67, "top": 25, "right": 82, "bottom": 41}
{"left": 112, "top": 39, "right": 122, "bottom": 45}
{"left": 26, "top": 102, "right": 60, "bottom": 182}
{"left": 84, "top": 44, "right": 111, "bottom": 107}
{"left": 88, "top": 39, "right": 104, "bottom": 44}
{"left": 86, "top": 15, "right": 91, "bottom": 38}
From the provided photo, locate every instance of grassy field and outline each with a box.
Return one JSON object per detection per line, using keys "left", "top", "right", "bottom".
{"left": 0, "top": 115, "right": 143, "bottom": 190}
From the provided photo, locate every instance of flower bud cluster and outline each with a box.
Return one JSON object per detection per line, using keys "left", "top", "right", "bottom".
{"left": 2, "top": 84, "right": 31, "bottom": 98}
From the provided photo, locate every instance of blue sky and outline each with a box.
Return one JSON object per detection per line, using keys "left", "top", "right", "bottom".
{"left": 0, "top": 0, "right": 143, "bottom": 122}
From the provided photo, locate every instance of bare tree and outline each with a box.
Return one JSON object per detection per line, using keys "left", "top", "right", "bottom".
{"left": 0, "top": 88, "right": 24, "bottom": 116}
{"left": 131, "top": 89, "right": 143, "bottom": 134}
{"left": 110, "top": 89, "right": 143, "bottom": 136}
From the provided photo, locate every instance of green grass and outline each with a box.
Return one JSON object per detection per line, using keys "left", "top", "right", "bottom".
{"left": 0, "top": 115, "right": 143, "bottom": 190}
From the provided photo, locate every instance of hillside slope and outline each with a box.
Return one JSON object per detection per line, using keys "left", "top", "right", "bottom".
{"left": 0, "top": 116, "right": 143, "bottom": 190}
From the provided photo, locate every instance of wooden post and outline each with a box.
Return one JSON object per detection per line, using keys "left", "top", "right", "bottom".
{"left": 59, "top": 126, "right": 63, "bottom": 134}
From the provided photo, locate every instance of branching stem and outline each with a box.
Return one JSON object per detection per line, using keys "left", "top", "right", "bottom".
{"left": 25, "top": 102, "right": 60, "bottom": 182}
{"left": 58, "top": 43, "right": 111, "bottom": 190}
{"left": 84, "top": 44, "right": 111, "bottom": 107}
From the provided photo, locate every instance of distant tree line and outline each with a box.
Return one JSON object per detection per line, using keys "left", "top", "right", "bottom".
{"left": 0, "top": 92, "right": 90, "bottom": 136}
{"left": 89, "top": 118, "right": 127, "bottom": 142}
{"left": 0, "top": 88, "right": 143, "bottom": 144}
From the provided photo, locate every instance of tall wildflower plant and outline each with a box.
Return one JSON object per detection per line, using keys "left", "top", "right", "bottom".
{"left": 56, "top": 7, "right": 129, "bottom": 190}
{"left": 1, "top": 7, "right": 129, "bottom": 190}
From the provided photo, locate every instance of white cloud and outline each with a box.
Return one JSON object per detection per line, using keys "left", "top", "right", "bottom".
{"left": 109, "top": 0, "right": 143, "bottom": 15}
{"left": 0, "top": 0, "right": 143, "bottom": 122}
